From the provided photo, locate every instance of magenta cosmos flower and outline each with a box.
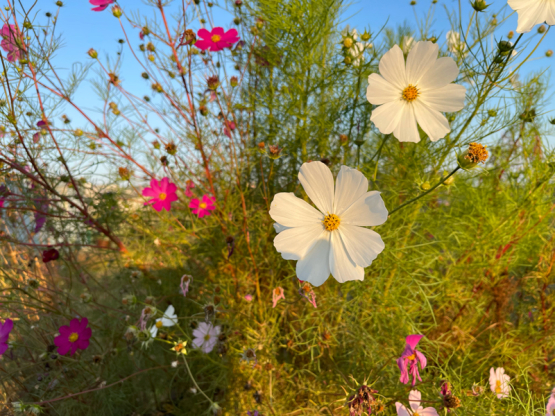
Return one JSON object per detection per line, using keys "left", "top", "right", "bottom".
{"left": 195, "top": 27, "right": 240, "bottom": 52}
{"left": 0, "top": 318, "right": 14, "bottom": 355}
{"left": 189, "top": 195, "right": 215, "bottom": 218}
{"left": 142, "top": 177, "right": 178, "bottom": 212}
{"left": 89, "top": 0, "right": 114, "bottom": 11}
{"left": 54, "top": 318, "right": 92, "bottom": 356}
{"left": 0, "top": 24, "right": 24, "bottom": 63}
{"left": 397, "top": 334, "right": 427, "bottom": 386}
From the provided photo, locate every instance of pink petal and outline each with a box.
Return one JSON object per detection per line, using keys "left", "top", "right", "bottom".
{"left": 189, "top": 199, "right": 200, "bottom": 209}
{"left": 212, "top": 27, "right": 225, "bottom": 36}
{"left": 406, "top": 334, "right": 424, "bottom": 350}
{"left": 165, "top": 183, "right": 177, "bottom": 194}
{"left": 142, "top": 187, "right": 158, "bottom": 197}
{"left": 152, "top": 200, "right": 165, "bottom": 212}
{"left": 159, "top": 177, "right": 169, "bottom": 192}
{"left": 194, "top": 39, "right": 211, "bottom": 51}
{"left": 197, "top": 28, "right": 211, "bottom": 40}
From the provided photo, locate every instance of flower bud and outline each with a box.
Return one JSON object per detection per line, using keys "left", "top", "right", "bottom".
{"left": 471, "top": 0, "right": 488, "bottom": 11}
{"left": 488, "top": 109, "right": 497, "bottom": 117}
{"left": 497, "top": 40, "right": 513, "bottom": 53}
{"left": 80, "top": 292, "right": 92, "bottom": 303}
{"left": 344, "top": 56, "right": 352, "bottom": 65}
{"left": 146, "top": 42, "right": 155, "bottom": 52}
{"left": 148, "top": 54, "right": 155, "bottom": 62}
{"left": 165, "top": 142, "right": 177, "bottom": 155}
{"left": 549, "top": 118, "right": 555, "bottom": 125}
{"left": 538, "top": 25, "right": 546, "bottom": 34}
{"left": 339, "top": 134, "right": 348, "bottom": 145}
{"left": 207, "top": 75, "right": 219, "bottom": 90}
{"left": 519, "top": 108, "right": 536, "bottom": 123}
{"left": 361, "top": 31, "right": 371, "bottom": 42}
{"left": 343, "top": 38, "right": 353, "bottom": 48}
{"left": 230, "top": 76, "right": 238, "bottom": 87}
{"left": 443, "top": 173, "right": 455, "bottom": 186}
{"left": 420, "top": 181, "right": 431, "bottom": 191}
{"left": 118, "top": 167, "right": 131, "bottom": 180}
{"left": 546, "top": 50, "right": 553, "bottom": 58}
{"left": 267, "top": 144, "right": 282, "bottom": 159}
{"left": 234, "top": 17, "right": 241, "bottom": 25}
{"left": 142, "top": 26, "right": 150, "bottom": 36}
{"left": 257, "top": 142, "right": 266, "bottom": 154}
{"left": 507, "top": 30, "right": 514, "bottom": 39}
{"left": 87, "top": 48, "right": 98, "bottom": 59}
{"left": 112, "top": 5, "right": 123, "bottom": 18}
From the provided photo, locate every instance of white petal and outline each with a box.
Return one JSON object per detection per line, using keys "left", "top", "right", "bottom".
{"left": 296, "top": 232, "right": 331, "bottom": 287}
{"left": 508, "top": 0, "right": 546, "bottom": 33}
{"left": 339, "top": 225, "right": 384, "bottom": 267}
{"left": 273, "top": 223, "right": 290, "bottom": 233}
{"left": 366, "top": 73, "right": 400, "bottom": 105}
{"left": 370, "top": 100, "right": 404, "bottom": 135}
{"left": 395, "top": 403, "right": 411, "bottom": 416}
{"left": 393, "top": 103, "right": 420, "bottom": 143}
{"left": 164, "top": 305, "right": 175, "bottom": 317}
{"left": 418, "top": 57, "right": 459, "bottom": 91}
{"left": 298, "top": 161, "right": 334, "bottom": 214}
{"left": 162, "top": 316, "right": 177, "bottom": 327}
{"left": 329, "top": 231, "right": 364, "bottom": 283}
{"left": 409, "top": 390, "right": 422, "bottom": 411}
{"left": 274, "top": 223, "right": 324, "bottom": 260}
{"left": 269, "top": 192, "right": 323, "bottom": 227}
{"left": 406, "top": 41, "right": 439, "bottom": 85}
{"left": 334, "top": 165, "right": 368, "bottom": 216}
{"left": 413, "top": 101, "right": 451, "bottom": 142}
{"left": 379, "top": 44, "right": 406, "bottom": 90}
{"left": 341, "top": 191, "right": 388, "bottom": 227}
{"left": 150, "top": 325, "right": 158, "bottom": 338}
{"left": 419, "top": 83, "right": 465, "bottom": 112}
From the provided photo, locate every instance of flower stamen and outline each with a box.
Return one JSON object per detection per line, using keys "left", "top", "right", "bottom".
{"left": 464, "top": 142, "right": 488, "bottom": 164}
{"left": 69, "top": 333, "right": 79, "bottom": 343}
{"left": 159, "top": 192, "right": 167, "bottom": 200}
{"left": 199, "top": 202, "right": 207, "bottom": 209}
{"left": 211, "top": 34, "right": 221, "bottom": 42}
{"left": 323, "top": 214, "right": 340, "bottom": 231}
{"left": 402, "top": 84, "right": 419, "bottom": 102}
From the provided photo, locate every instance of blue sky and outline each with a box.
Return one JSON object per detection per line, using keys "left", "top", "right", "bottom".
{"left": 21, "top": 0, "right": 555, "bottom": 125}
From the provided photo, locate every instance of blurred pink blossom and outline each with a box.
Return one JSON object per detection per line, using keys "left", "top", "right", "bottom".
{"left": 142, "top": 177, "right": 178, "bottom": 212}
{"left": 89, "top": 0, "right": 114, "bottom": 12}
{"left": 189, "top": 195, "right": 215, "bottom": 218}
{"left": 397, "top": 335, "right": 427, "bottom": 386}
{"left": 195, "top": 27, "right": 239, "bottom": 52}
{"left": 0, "top": 24, "right": 23, "bottom": 62}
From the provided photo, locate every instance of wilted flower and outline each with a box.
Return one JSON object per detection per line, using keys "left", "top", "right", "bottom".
{"left": 347, "top": 385, "right": 379, "bottom": 416}
{"left": 367, "top": 41, "right": 466, "bottom": 143}
{"left": 185, "top": 180, "right": 195, "bottom": 197}
{"left": 142, "top": 177, "right": 179, "bottom": 212}
{"left": 395, "top": 390, "right": 439, "bottom": 416}
{"left": 489, "top": 367, "right": 511, "bottom": 399}
{"left": 267, "top": 144, "right": 282, "bottom": 159}
{"left": 195, "top": 27, "right": 240, "bottom": 52}
{"left": 457, "top": 142, "right": 488, "bottom": 170}
{"left": 189, "top": 195, "right": 216, "bottom": 218}
{"left": 54, "top": 318, "right": 92, "bottom": 356}
{"left": 165, "top": 142, "right": 177, "bottom": 155}
{"left": 179, "top": 29, "right": 196, "bottom": 47}
{"left": 299, "top": 282, "right": 317, "bottom": 308}
{"left": 192, "top": 322, "right": 220, "bottom": 353}
{"left": 42, "top": 248, "right": 59, "bottom": 263}
{"left": 207, "top": 75, "right": 220, "bottom": 90}
{"left": 240, "top": 347, "right": 257, "bottom": 366}
{"left": 270, "top": 162, "right": 387, "bottom": 286}
{"left": 397, "top": 334, "right": 427, "bottom": 386}
{"left": 0, "top": 319, "right": 13, "bottom": 355}
{"left": 508, "top": 0, "right": 555, "bottom": 33}
{"left": 180, "top": 274, "right": 193, "bottom": 297}
{"left": 272, "top": 287, "right": 285, "bottom": 308}
{"left": 89, "top": 0, "right": 114, "bottom": 12}
{"left": 150, "top": 305, "right": 178, "bottom": 338}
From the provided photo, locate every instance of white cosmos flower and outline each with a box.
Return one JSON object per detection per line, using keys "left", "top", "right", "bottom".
{"left": 489, "top": 367, "right": 511, "bottom": 399}
{"left": 269, "top": 162, "right": 388, "bottom": 287}
{"left": 350, "top": 42, "right": 366, "bottom": 66}
{"left": 508, "top": 0, "right": 555, "bottom": 34}
{"left": 396, "top": 390, "right": 439, "bottom": 416}
{"left": 446, "top": 31, "right": 467, "bottom": 57}
{"left": 149, "top": 305, "right": 178, "bottom": 338}
{"left": 366, "top": 41, "right": 466, "bottom": 143}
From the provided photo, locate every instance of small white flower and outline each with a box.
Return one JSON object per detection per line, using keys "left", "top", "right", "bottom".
{"left": 489, "top": 367, "right": 511, "bottom": 399}
{"left": 508, "top": 0, "right": 555, "bottom": 33}
{"left": 446, "top": 31, "right": 467, "bottom": 57}
{"left": 367, "top": 41, "right": 466, "bottom": 143}
{"left": 341, "top": 25, "right": 358, "bottom": 40}
{"left": 396, "top": 390, "right": 439, "bottom": 416}
{"left": 154, "top": 238, "right": 161, "bottom": 246}
{"left": 149, "top": 305, "right": 178, "bottom": 338}
{"left": 349, "top": 42, "right": 366, "bottom": 66}
{"left": 171, "top": 360, "right": 178, "bottom": 368}
{"left": 270, "top": 162, "right": 388, "bottom": 287}
{"left": 192, "top": 322, "right": 220, "bottom": 353}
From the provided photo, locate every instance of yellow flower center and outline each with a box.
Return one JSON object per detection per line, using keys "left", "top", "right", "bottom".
{"left": 156, "top": 321, "right": 163, "bottom": 328}
{"left": 323, "top": 214, "right": 340, "bottom": 231}
{"left": 199, "top": 202, "right": 207, "bottom": 209}
{"left": 204, "top": 334, "right": 211, "bottom": 341}
{"left": 211, "top": 34, "right": 221, "bottom": 42}
{"left": 495, "top": 380, "right": 502, "bottom": 394}
{"left": 159, "top": 192, "right": 167, "bottom": 200}
{"left": 414, "top": 413, "right": 420, "bottom": 416}
{"left": 402, "top": 84, "right": 419, "bottom": 102}
{"left": 407, "top": 353, "right": 416, "bottom": 360}
{"left": 174, "top": 343, "right": 184, "bottom": 352}
{"left": 69, "top": 333, "right": 79, "bottom": 343}
{"left": 343, "top": 38, "right": 353, "bottom": 48}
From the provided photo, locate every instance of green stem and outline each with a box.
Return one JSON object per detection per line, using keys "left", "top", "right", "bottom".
{"left": 182, "top": 355, "right": 215, "bottom": 406}
{"left": 388, "top": 166, "right": 460, "bottom": 216}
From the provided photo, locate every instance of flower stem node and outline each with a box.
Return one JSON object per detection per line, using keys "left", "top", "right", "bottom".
{"left": 457, "top": 142, "right": 488, "bottom": 171}
{"left": 471, "top": 0, "right": 489, "bottom": 12}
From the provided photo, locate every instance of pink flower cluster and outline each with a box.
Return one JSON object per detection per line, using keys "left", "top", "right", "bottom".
{"left": 0, "top": 24, "right": 23, "bottom": 62}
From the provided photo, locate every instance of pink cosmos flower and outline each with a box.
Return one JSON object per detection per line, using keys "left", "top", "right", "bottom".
{"left": 189, "top": 195, "right": 215, "bottom": 218}
{"left": 299, "top": 282, "right": 317, "bottom": 308}
{"left": 272, "top": 287, "right": 285, "bottom": 308}
{"left": 546, "top": 388, "right": 555, "bottom": 416}
{"left": 396, "top": 390, "right": 438, "bottom": 416}
{"left": 195, "top": 27, "right": 240, "bottom": 52}
{"left": 0, "top": 318, "right": 13, "bottom": 355}
{"left": 142, "top": 177, "right": 178, "bottom": 212}
{"left": 89, "top": 0, "right": 114, "bottom": 12}
{"left": 397, "top": 334, "right": 427, "bottom": 386}
{"left": 192, "top": 322, "right": 220, "bottom": 353}
{"left": 42, "top": 248, "right": 59, "bottom": 263}
{"left": 54, "top": 318, "right": 92, "bottom": 356}
{"left": 33, "top": 120, "right": 47, "bottom": 143}
{"left": 244, "top": 294, "right": 253, "bottom": 302}
{"left": 0, "top": 24, "right": 23, "bottom": 62}
{"left": 185, "top": 180, "right": 195, "bottom": 197}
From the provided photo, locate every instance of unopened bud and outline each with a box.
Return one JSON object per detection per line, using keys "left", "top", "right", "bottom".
{"left": 538, "top": 25, "right": 546, "bottom": 34}
{"left": 257, "top": 142, "right": 266, "bottom": 154}
{"left": 361, "top": 31, "right": 371, "bottom": 42}
{"left": 230, "top": 76, "right": 238, "bottom": 87}
{"left": 343, "top": 38, "right": 353, "bottom": 48}
{"left": 87, "top": 48, "right": 98, "bottom": 59}
{"left": 420, "top": 181, "right": 431, "bottom": 191}
{"left": 507, "top": 30, "right": 514, "bottom": 39}
{"left": 207, "top": 75, "right": 219, "bottom": 90}
{"left": 546, "top": 50, "right": 553, "bottom": 58}
{"left": 267, "top": 144, "right": 282, "bottom": 159}
{"left": 111, "top": 5, "right": 123, "bottom": 18}
{"left": 118, "top": 167, "right": 131, "bottom": 180}
{"left": 471, "top": 0, "right": 488, "bottom": 12}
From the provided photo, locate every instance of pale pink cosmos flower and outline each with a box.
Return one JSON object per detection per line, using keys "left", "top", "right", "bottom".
{"left": 195, "top": 27, "right": 240, "bottom": 52}
{"left": 185, "top": 180, "right": 195, "bottom": 197}
{"left": 397, "top": 334, "right": 427, "bottom": 386}
{"left": 192, "top": 322, "right": 220, "bottom": 353}
{"left": 396, "top": 390, "right": 439, "bottom": 416}
{"left": 244, "top": 294, "right": 253, "bottom": 302}
{"left": 142, "top": 177, "right": 178, "bottom": 212}
{"left": 489, "top": 367, "right": 511, "bottom": 399}
{"left": 180, "top": 274, "right": 192, "bottom": 297}
{"left": 0, "top": 24, "right": 24, "bottom": 62}
{"left": 189, "top": 195, "right": 215, "bottom": 218}
{"left": 89, "top": 0, "right": 115, "bottom": 12}
{"left": 272, "top": 287, "right": 285, "bottom": 308}
{"left": 546, "top": 388, "right": 555, "bottom": 416}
